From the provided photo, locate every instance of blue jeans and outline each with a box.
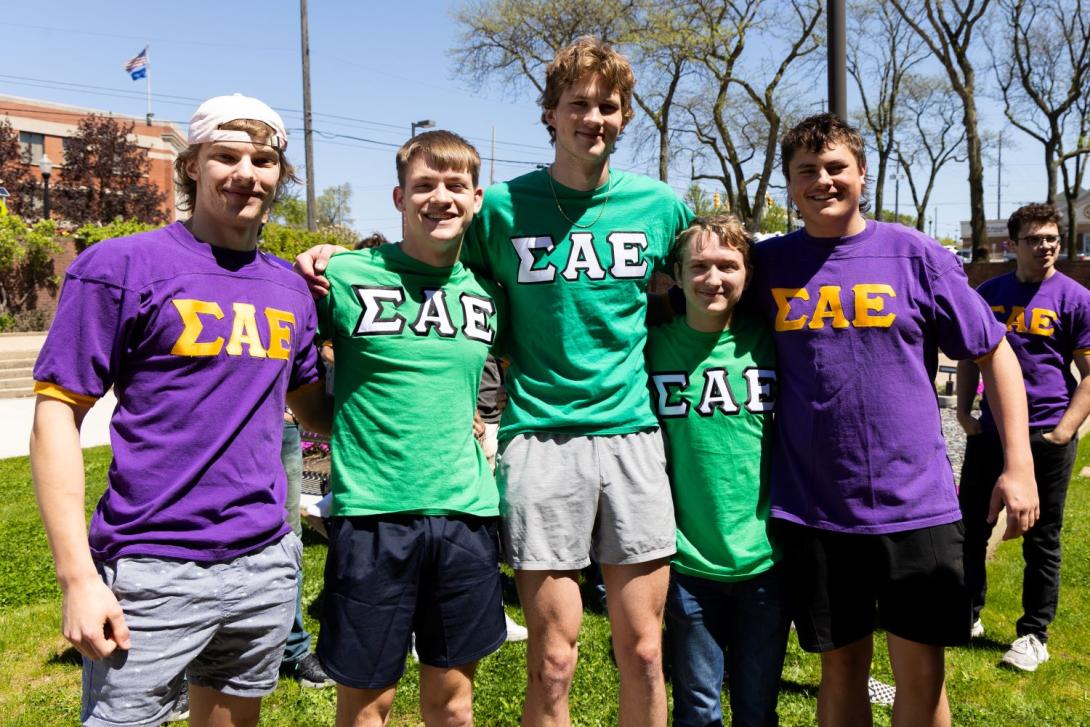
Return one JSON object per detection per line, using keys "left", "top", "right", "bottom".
{"left": 281, "top": 421, "right": 311, "bottom": 664}
{"left": 666, "top": 567, "right": 790, "bottom": 727}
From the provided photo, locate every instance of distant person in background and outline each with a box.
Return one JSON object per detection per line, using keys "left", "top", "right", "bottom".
{"left": 476, "top": 355, "right": 529, "bottom": 643}
{"left": 355, "top": 232, "right": 388, "bottom": 250}
{"left": 279, "top": 409, "right": 335, "bottom": 688}
{"left": 957, "top": 203, "right": 1090, "bottom": 672}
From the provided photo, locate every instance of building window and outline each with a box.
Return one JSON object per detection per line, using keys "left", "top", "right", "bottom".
{"left": 19, "top": 132, "right": 44, "bottom": 165}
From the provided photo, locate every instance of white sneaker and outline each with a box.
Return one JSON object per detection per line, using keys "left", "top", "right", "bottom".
{"left": 505, "top": 614, "right": 528, "bottom": 642}
{"left": 1001, "top": 634, "right": 1049, "bottom": 672}
{"left": 970, "top": 618, "right": 985, "bottom": 639}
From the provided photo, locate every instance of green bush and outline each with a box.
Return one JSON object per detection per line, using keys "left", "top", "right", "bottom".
{"left": 0, "top": 215, "right": 61, "bottom": 323}
{"left": 72, "top": 218, "right": 158, "bottom": 252}
{"left": 259, "top": 222, "right": 356, "bottom": 263}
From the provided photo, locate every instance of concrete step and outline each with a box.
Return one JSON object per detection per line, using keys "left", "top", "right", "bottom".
{"left": 0, "top": 377, "right": 33, "bottom": 390}
{"left": 0, "top": 367, "right": 33, "bottom": 379}
{"left": 0, "top": 386, "right": 35, "bottom": 399}
{"left": 0, "top": 356, "right": 37, "bottom": 369}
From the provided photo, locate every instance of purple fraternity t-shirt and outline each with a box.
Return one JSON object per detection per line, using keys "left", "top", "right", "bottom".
{"left": 752, "top": 221, "right": 1005, "bottom": 534}
{"left": 34, "top": 222, "right": 321, "bottom": 561}
{"left": 977, "top": 271, "right": 1090, "bottom": 431}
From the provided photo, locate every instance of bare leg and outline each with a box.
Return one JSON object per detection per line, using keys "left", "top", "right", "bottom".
{"left": 887, "top": 633, "right": 950, "bottom": 727}
{"left": 599, "top": 559, "right": 670, "bottom": 727}
{"left": 188, "top": 685, "right": 261, "bottom": 727}
{"left": 515, "top": 569, "right": 583, "bottom": 727}
{"left": 419, "top": 661, "right": 478, "bottom": 727}
{"left": 817, "top": 635, "right": 874, "bottom": 727}
{"left": 335, "top": 683, "right": 397, "bottom": 727}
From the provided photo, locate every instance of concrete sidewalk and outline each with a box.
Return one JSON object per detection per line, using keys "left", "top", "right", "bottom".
{"left": 0, "top": 333, "right": 115, "bottom": 460}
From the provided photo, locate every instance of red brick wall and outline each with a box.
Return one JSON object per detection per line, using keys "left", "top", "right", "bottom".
{"left": 965, "top": 261, "right": 1090, "bottom": 289}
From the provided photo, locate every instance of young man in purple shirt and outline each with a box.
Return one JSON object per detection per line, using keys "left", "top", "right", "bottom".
{"left": 755, "top": 114, "right": 1038, "bottom": 726}
{"left": 957, "top": 203, "right": 1090, "bottom": 671}
{"left": 30, "top": 94, "right": 325, "bottom": 727}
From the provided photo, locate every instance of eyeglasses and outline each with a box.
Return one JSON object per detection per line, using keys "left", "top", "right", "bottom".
{"left": 1017, "top": 234, "right": 1060, "bottom": 247}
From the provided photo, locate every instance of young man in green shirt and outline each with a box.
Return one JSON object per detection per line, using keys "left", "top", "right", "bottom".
{"left": 312, "top": 131, "right": 507, "bottom": 727}
{"left": 647, "top": 215, "right": 789, "bottom": 726}
{"left": 298, "top": 38, "right": 692, "bottom": 726}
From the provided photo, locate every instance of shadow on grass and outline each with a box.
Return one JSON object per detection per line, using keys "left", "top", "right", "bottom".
{"left": 779, "top": 678, "right": 818, "bottom": 698}
{"left": 47, "top": 646, "right": 82, "bottom": 668}
{"left": 966, "top": 637, "right": 1010, "bottom": 654}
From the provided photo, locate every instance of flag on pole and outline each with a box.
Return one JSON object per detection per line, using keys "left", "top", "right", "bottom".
{"left": 124, "top": 47, "right": 148, "bottom": 81}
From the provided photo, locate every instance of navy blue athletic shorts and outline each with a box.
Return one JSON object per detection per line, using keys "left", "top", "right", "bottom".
{"left": 317, "top": 514, "right": 506, "bottom": 689}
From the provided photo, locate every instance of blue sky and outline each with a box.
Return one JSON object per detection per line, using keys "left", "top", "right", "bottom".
{"left": 0, "top": 1, "right": 1053, "bottom": 242}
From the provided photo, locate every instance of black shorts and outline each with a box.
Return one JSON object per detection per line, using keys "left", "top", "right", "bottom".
{"left": 773, "top": 519, "right": 971, "bottom": 652}
{"left": 317, "top": 514, "right": 506, "bottom": 689}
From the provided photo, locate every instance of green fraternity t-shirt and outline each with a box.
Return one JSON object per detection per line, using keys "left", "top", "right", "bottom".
{"left": 317, "top": 243, "right": 504, "bottom": 517}
{"left": 462, "top": 168, "right": 693, "bottom": 440}
{"left": 646, "top": 312, "right": 780, "bottom": 581}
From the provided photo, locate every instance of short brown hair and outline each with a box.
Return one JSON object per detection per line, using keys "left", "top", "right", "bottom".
{"left": 673, "top": 214, "right": 754, "bottom": 270}
{"left": 780, "top": 113, "right": 867, "bottom": 181}
{"left": 355, "top": 231, "right": 389, "bottom": 250}
{"left": 780, "top": 113, "right": 869, "bottom": 212}
{"left": 395, "top": 130, "right": 480, "bottom": 187}
{"left": 539, "top": 36, "right": 636, "bottom": 143}
{"left": 173, "top": 119, "right": 297, "bottom": 212}
{"left": 1007, "top": 203, "right": 1061, "bottom": 241}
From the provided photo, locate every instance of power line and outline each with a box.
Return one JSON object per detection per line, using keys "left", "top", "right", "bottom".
{"left": 0, "top": 73, "right": 552, "bottom": 154}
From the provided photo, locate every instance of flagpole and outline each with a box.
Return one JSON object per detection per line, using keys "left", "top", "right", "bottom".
{"left": 145, "top": 43, "right": 152, "bottom": 125}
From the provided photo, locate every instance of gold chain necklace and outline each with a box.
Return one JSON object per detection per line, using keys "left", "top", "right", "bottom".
{"left": 544, "top": 165, "right": 612, "bottom": 229}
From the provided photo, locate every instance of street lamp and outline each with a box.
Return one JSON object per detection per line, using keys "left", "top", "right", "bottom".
{"left": 411, "top": 119, "right": 435, "bottom": 138}
{"left": 38, "top": 154, "right": 53, "bottom": 221}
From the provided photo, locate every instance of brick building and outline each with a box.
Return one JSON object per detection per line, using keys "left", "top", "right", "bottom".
{"left": 0, "top": 93, "right": 186, "bottom": 221}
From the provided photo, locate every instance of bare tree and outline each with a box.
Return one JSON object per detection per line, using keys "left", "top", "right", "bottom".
{"left": 993, "top": 0, "right": 1090, "bottom": 257}
{"left": 449, "top": 0, "right": 697, "bottom": 181}
{"left": 895, "top": 74, "right": 968, "bottom": 233}
{"left": 889, "top": 0, "right": 994, "bottom": 254}
{"left": 686, "top": 0, "right": 823, "bottom": 231}
{"left": 846, "top": 0, "right": 927, "bottom": 217}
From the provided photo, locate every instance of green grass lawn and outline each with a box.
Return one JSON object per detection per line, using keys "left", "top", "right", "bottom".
{"left": 3, "top": 444, "right": 1089, "bottom": 724}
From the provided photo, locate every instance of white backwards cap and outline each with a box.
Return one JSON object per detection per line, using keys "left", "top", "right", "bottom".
{"left": 188, "top": 93, "right": 288, "bottom": 150}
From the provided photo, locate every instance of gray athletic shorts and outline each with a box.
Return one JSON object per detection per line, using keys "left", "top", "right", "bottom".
{"left": 497, "top": 429, "right": 676, "bottom": 570}
{"left": 81, "top": 533, "right": 301, "bottom": 727}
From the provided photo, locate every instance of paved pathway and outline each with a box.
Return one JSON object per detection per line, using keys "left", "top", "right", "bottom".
{"left": 0, "top": 333, "right": 115, "bottom": 459}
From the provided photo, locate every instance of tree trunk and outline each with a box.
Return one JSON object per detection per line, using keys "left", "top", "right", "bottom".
{"left": 963, "top": 98, "right": 988, "bottom": 255}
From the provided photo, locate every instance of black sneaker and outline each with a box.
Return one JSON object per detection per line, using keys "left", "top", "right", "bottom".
{"left": 282, "top": 653, "right": 335, "bottom": 689}
{"left": 165, "top": 680, "right": 190, "bottom": 722}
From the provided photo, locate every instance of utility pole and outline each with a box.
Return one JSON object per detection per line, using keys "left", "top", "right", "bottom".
{"left": 996, "top": 133, "right": 1003, "bottom": 220}
{"left": 894, "top": 175, "right": 900, "bottom": 223}
{"left": 300, "top": 0, "right": 317, "bottom": 231}
{"left": 490, "top": 126, "right": 496, "bottom": 186}
{"left": 828, "top": 0, "right": 847, "bottom": 120}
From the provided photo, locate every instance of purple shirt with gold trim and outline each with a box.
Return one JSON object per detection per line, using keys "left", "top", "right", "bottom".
{"left": 752, "top": 221, "right": 1005, "bottom": 534}
{"left": 978, "top": 270, "right": 1090, "bottom": 430}
{"left": 34, "top": 222, "right": 321, "bottom": 562}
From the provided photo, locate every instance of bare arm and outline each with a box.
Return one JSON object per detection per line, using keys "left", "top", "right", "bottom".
{"left": 1043, "top": 353, "right": 1090, "bottom": 445}
{"left": 976, "top": 338, "right": 1039, "bottom": 539}
{"left": 287, "top": 380, "right": 333, "bottom": 437}
{"left": 293, "top": 244, "right": 349, "bottom": 299}
{"left": 30, "top": 396, "right": 131, "bottom": 660}
{"left": 956, "top": 359, "right": 983, "bottom": 435}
